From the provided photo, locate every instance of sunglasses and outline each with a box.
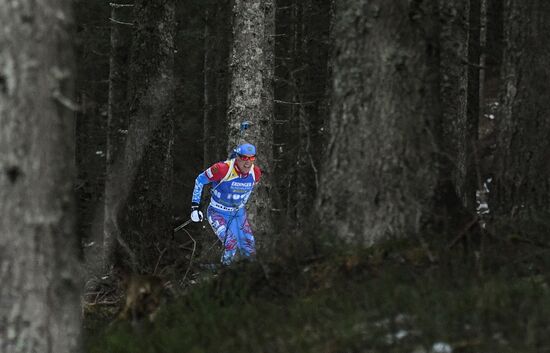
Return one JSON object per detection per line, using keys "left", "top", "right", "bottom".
{"left": 238, "top": 154, "right": 256, "bottom": 161}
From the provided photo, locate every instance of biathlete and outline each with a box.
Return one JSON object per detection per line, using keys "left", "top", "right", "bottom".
{"left": 190, "top": 143, "right": 261, "bottom": 265}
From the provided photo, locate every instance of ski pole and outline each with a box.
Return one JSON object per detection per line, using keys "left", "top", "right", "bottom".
{"left": 174, "top": 219, "right": 193, "bottom": 233}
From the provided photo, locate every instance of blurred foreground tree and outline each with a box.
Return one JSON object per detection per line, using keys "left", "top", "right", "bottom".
{"left": 0, "top": 0, "right": 81, "bottom": 351}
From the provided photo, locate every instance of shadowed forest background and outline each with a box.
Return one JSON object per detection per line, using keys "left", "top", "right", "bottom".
{"left": 1, "top": 0, "right": 550, "bottom": 352}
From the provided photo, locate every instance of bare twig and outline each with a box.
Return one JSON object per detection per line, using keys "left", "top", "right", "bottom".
{"left": 274, "top": 99, "right": 315, "bottom": 105}
{"left": 460, "top": 57, "right": 487, "bottom": 69}
{"left": 153, "top": 247, "right": 167, "bottom": 275}
{"left": 109, "top": 17, "right": 133, "bottom": 26}
{"left": 88, "top": 300, "right": 119, "bottom": 306}
{"left": 414, "top": 208, "right": 436, "bottom": 263}
{"left": 109, "top": 3, "right": 134, "bottom": 8}
{"left": 446, "top": 216, "right": 480, "bottom": 250}
{"left": 52, "top": 89, "right": 80, "bottom": 111}
{"left": 119, "top": 231, "right": 139, "bottom": 272}
{"left": 181, "top": 228, "right": 197, "bottom": 284}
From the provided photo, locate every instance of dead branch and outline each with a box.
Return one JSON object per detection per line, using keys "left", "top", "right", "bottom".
{"left": 109, "top": 18, "right": 133, "bottom": 26}
{"left": 181, "top": 228, "right": 197, "bottom": 284}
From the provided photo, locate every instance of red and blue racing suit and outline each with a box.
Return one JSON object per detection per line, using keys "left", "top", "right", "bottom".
{"left": 192, "top": 159, "right": 261, "bottom": 265}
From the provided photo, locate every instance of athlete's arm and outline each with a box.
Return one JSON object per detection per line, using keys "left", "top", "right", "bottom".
{"left": 191, "top": 162, "right": 229, "bottom": 204}
{"left": 253, "top": 165, "right": 262, "bottom": 183}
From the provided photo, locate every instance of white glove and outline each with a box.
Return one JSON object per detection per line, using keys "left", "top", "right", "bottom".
{"left": 190, "top": 204, "right": 203, "bottom": 222}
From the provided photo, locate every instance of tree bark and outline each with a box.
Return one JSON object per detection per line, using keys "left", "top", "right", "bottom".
{"left": 295, "top": 0, "right": 332, "bottom": 225}
{"left": 463, "top": 0, "right": 481, "bottom": 210}
{"left": 439, "top": 0, "right": 470, "bottom": 207}
{"left": 272, "top": 0, "right": 296, "bottom": 224}
{"left": 274, "top": 0, "right": 331, "bottom": 227}
{"left": 227, "top": 0, "right": 275, "bottom": 243}
{"left": 439, "top": 0, "right": 481, "bottom": 213}
{"left": 485, "top": 0, "right": 504, "bottom": 81}
{"left": 117, "top": 0, "right": 176, "bottom": 273}
{"left": 491, "top": 0, "right": 550, "bottom": 223}
{"left": 104, "top": 2, "right": 133, "bottom": 271}
{"left": 73, "top": 1, "right": 110, "bottom": 271}
{"left": 0, "top": 1, "right": 81, "bottom": 351}
{"left": 316, "top": 0, "right": 442, "bottom": 244}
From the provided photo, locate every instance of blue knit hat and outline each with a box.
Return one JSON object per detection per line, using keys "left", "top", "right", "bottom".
{"left": 235, "top": 143, "right": 256, "bottom": 156}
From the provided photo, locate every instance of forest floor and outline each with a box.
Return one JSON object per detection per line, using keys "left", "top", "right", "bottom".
{"left": 83, "top": 230, "right": 550, "bottom": 353}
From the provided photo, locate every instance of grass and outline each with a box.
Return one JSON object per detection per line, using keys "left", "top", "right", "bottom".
{"left": 84, "top": 235, "right": 550, "bottom": 353}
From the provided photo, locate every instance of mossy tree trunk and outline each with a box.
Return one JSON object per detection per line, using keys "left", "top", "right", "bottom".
{"left": 0, "top": 0, "right": 81, "bottom": 351}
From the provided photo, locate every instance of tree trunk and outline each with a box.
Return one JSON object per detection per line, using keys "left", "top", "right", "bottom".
{"left": 294, "top": 0, "right": 332, "bottom": 225}
{"left": 117, "top": 0, "right": 176, "bottom": 273}
{"left": 203, "top": 0, "right": 231, "bottom": 167}
{"left": 491, "top": 0, "right": 550, "bottom": 224}
{"left": 439, "top": 0, "right": 481, "bottom": 213}
{"left": 227, "top": 0, "right": 275, "bottom": 243}
{"left": 316, "top": 0, "right": 442, "bottom": 244}
{"left": 463, "top": 0, "right": 481, "bottom": 210}
{"left": 0, "top": 1, "right": 81, "bottom": 351}
{"left": 439, "top": 0, "right": 470, "bottom": 208}
{"left": 485, "top": 0, "right": 504, "bottom": 81}
{"left": 73, "top": 2, "right": 110, "bottom": 272}
{"left": 104, "top": 2, "right": 133, "bottom": 271}
{"left": 272, "top": 0, "right": 296, "bottom": 225}
{"left": 479, "top": 0, "right": 488, "bottom": 116}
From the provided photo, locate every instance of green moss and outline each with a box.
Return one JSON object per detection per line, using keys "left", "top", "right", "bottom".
{"left": 85, "top": 237, "right": 550, "bottom": 353}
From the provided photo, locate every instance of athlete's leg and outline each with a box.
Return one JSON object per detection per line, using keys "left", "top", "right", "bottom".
{"left": 207, "top": 207, "right": 237, "bottom": 265}
{"left": 235, "top": 209, "right": 256, "bottom": 259}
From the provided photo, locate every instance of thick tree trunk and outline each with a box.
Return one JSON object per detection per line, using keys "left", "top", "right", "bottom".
{"left": 117, "top": 0, "right": 176, "bottom": 273}
{"left": 203, "top": 0, "right": 231, "bottom": 167}
{"left": 104, "top": 2, "right": 133, "bottom": 271}
{"left": 316, "top": 0, "right": 441, "bottom": 244}
{"left": 227, "top": 0, "right": 275, "bottom": 243}
{"left": 0, "top": 1, "right": 81, "bottom": 351}
{"left": 491, "top": 0, "right": 550, "bottom": 223}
